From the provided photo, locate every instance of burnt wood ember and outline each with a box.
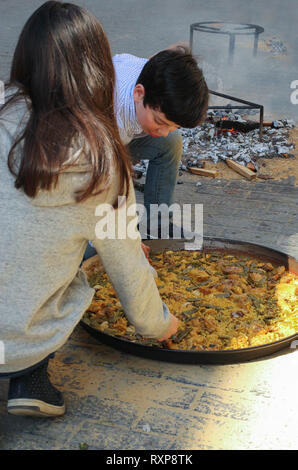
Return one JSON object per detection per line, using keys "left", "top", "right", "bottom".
{"left": 213, "top": 119, "right": 276, "bottom": 133}
{"left": 208, "top": 90, "right": 264, "bottom": 139}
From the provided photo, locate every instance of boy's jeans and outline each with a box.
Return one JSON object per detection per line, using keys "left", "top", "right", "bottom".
{"left": 128, "top": 130, "right": 183, "bottom": 215}
{"left": 83, "top": 131, "right": 183, "bottom": 260}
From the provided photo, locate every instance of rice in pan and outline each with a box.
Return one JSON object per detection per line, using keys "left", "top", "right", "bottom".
{"left": 83, "top": 250, "right": 298, "bottom": 351}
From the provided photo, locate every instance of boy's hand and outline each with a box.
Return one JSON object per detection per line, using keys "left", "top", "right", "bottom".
{"left": 149, "top": 41, "right": 190, "bottom": 59}
{"left": 157, "top": 314, "right": 179, "bottom": 341}
{"left": 165, "top": 41, "right": 190, "bottom": 52}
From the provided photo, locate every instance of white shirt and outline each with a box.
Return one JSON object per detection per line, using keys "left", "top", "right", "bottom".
{"left": 113, "top": 54, "right": 148, "bottom": 145}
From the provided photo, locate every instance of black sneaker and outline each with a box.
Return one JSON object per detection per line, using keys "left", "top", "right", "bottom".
{"left": 7, "top": 362, "right": 65, "bottom": 417}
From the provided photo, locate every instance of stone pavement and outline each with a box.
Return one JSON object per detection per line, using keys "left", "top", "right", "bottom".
{"left": 0, "top": 0, "right": 297, "bottom": 119}
{"left": 0, "top": 0, "right": 297, "bottom": 452}
{"left": 173, "top": 174, "right": 298, "bottom": 259}
{"left": 1, "top": 324, "right": 298, "bottom": 451}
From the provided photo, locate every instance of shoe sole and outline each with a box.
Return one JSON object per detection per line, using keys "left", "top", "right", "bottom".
{"left": 7, "top": 399, "right": 66, "bottom": 417}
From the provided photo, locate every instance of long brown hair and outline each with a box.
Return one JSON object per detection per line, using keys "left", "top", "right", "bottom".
{"left": 2, "top": 1, "right": 131, "bottom": 205}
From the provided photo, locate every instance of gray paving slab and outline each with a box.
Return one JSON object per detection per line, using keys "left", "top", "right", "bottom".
{"left": 0, "top": 0, "right": 297, "bottom": 118}
{"left": 172, "top": 175, "right": 298, "bottom": 258}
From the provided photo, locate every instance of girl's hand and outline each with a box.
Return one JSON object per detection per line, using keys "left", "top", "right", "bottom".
{"left": 158, "top": 314, "right": 179, "bottom": 341}
{"left": 141, "top": 242, "right": 150, "bottom": 260}
{"left": 142, "top": 243, "right": 158, "bottom": 277}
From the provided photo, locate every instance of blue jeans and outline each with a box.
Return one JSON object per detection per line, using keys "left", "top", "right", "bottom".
{"left": 83, "top": 131, "right": 183, "bottom": 260}
{"left": 128, "top": 131, "right": 183, "bottom": 214}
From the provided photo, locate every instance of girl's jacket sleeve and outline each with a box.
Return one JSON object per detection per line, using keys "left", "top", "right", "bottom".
{"left": 88, "top": 180, "right": 172, "bottom": 339}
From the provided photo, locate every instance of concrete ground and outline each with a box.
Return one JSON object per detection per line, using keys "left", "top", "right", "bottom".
{"left": 0, "top": 0, "right": 297, "bottom": 451}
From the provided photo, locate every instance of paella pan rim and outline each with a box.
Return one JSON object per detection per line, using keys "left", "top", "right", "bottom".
{"left": 80, "top": 236, "right": 298, "bottom": 365}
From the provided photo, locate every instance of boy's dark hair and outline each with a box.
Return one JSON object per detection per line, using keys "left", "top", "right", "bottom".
{"left": 136, "top": 48, "right": 209, "bottom": 128}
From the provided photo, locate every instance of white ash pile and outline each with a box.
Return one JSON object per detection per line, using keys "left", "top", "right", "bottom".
{"left": 132, "top": 160, "right": 149, "bottom": 180}
{"left": 180, "top": 111, "right": 295, "bottom": 172}
{"left": 132, "top": 111, "right": 295, "bottom": 183}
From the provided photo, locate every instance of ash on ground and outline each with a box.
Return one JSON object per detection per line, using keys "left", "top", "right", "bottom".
{"left": 181, "top": 111, "right": 295, "bottom": 171}
{"left": 133, "top": 111, "right": 295, "bottom": 177}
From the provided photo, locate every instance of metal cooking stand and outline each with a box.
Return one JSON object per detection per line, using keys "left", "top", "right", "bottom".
{"left": 189, "top": 22, "right": 265, "bottom": 140}
{"left": 190, "top": 22, "right": 264, "bottom": 65}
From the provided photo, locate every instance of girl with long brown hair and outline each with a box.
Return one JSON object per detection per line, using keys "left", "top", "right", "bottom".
{"left": 0, "top": 1, "right": 177, "bottom": 417}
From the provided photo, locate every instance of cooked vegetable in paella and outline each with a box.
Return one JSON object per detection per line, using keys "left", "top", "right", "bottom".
{"left": 82, "top": 250, "right": 298, "bottom": 351}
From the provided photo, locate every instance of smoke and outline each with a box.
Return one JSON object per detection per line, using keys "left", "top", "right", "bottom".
{"left": 193, "top": 26, "right": 297, "bottom": 120}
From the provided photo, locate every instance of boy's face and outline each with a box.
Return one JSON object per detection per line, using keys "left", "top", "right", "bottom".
{"left": 134, "top": 84, "right": 180, "bottom": 138}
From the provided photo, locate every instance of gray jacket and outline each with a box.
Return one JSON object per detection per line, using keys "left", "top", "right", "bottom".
{"left": 0, "top": 97, "right": 171, "bottom": 373}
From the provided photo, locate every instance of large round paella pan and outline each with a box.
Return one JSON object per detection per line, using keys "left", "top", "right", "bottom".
{"left": 80, "top": 237, "right": 298, "bottom": 364}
